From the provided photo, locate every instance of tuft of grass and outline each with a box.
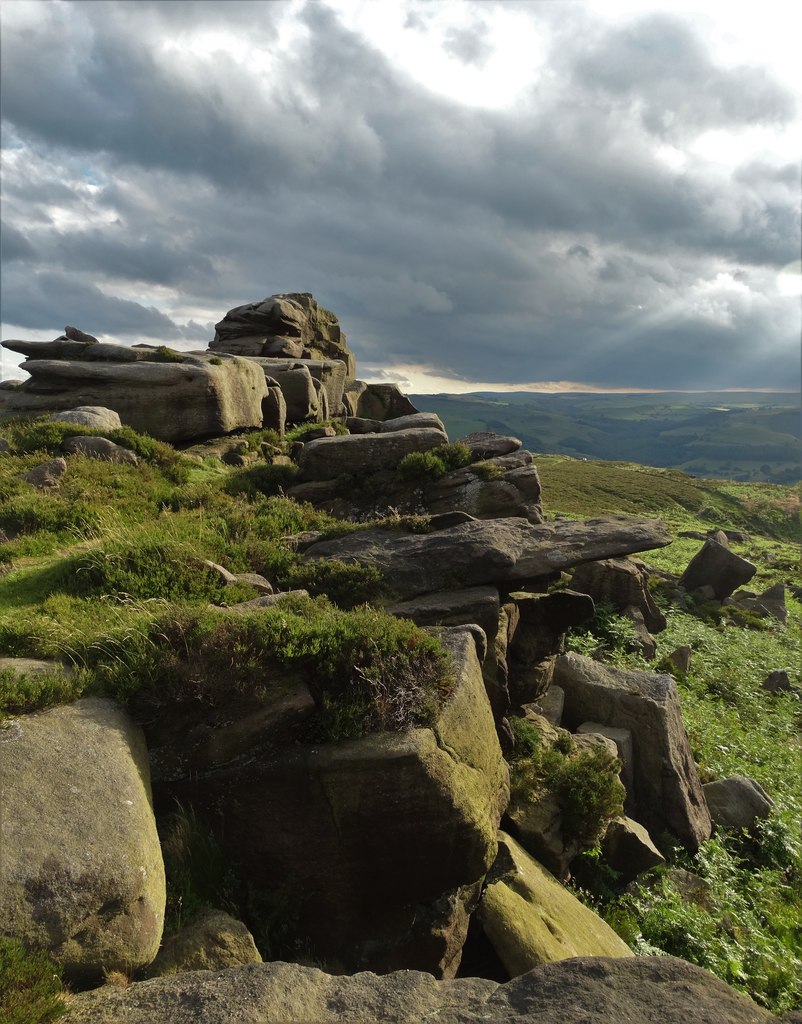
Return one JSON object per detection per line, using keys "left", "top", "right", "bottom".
{"left": 0, "top": 937, "right": 66, "bottom": 1024}
{"left": 225, "top": 463, "right": 299, "bottom": 498}
{"left": 286, "top": 421, "right": 349, "bottom": 443}
{"left": 160, "top": 802, "right": 237, "bottom": 934}
{"left": 0, "top": 666, "right": 88, "bottom": 719}
{"left": 471, "top": 460, "right": 506, "bottom": 481}
{"left": 152, "top": 346, "right": 186, "bottom": 363}
{"left": 397, "top": 442, "right": 474, "bottom": 484}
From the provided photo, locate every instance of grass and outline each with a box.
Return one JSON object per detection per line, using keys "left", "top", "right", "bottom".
{"left": 0, "top": 938, "right": 66, "bottom": 1023}
{"left": 536, "top": 454, "right": 801, "bottom": 542}
{"left": 563, "top": 571, "right": 802, "bottom": 1012}
{"left": 92, "top": 600, "right": 453, "bottom": 740}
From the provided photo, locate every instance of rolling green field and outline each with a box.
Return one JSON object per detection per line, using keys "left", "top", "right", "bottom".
{"left": 411, "top": 391, "right": 802, "bottom": 484}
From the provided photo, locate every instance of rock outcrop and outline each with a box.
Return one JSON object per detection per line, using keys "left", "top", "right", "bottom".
{"left": 302, "top": 516, "right": 672, "bottom": 601}
{"left": 60, "top": 956, "right": 780, "bottom": 1024}
{"left": 297, "top": 427, "right": 448, "bottom": 480}
{"left": 477, "top": 832, "right": 633, "bottom": 974}
{"left": 703, "top": 776, "right": 774, "bottom": 832}
{"left": 553, "top": 653, "right": 712, "bottom": 850}
{"left": 679, "top": 531, "right": 757, "bottom": 599}
{"left": 149, "top": 909, "right": 262, "bottom": 976}
{"left": 210, "top": 293, "right": 356, "bottom": 378}
{"left": 151, "top": 627, "right": 509, "bottom": 976}
{"left": 49, "top": 407, "right": 122, "bottom": 430}
{"left": 0, "top": 341, "right": 267, "bottom": 444}
{"left": 0, "top": 698, "right": 165, "bottom": 981}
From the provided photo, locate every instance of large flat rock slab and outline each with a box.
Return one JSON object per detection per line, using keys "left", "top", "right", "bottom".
{"left": 302, "top": 516, "right": 672, "bottom": 599}
{"left": 61, "top": 955, "right": 777, "bottom": 1024}
{"left": 0, "top": 347, "right": 267, "bottom": 443}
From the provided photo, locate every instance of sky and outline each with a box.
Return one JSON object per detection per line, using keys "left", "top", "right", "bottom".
{"left": 1, "top": 0, "right": 800, "bottom": 393}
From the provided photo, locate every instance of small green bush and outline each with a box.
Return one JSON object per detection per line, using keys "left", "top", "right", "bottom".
{"left": 510, "top": 723, "right": 625, "bottom": 846}
{"left": 396, "top": 443, "right": 474, "bottom": 484}
{"left": 0, "top": 937, "right": 66, "bottom": 1023}
{"left": 0, "top": 666, "right": 88, "bottom": 719}
{"left": 284, "top": 558, "right": 386, "bottom": 609}
{"left": 397, "top": 450, "right": 447, "bottom": 483}
{"left": 507, "top": 716, "right": 542, "bottom": 759}
{"left": 566, "top": 602, "right": 645, "bottom": 664}
{"left": 153, "top": 345, "right": 186, "bottom": 363}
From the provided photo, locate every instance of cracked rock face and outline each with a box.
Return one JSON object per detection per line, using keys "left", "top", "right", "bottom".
{"left": 210, "top": 292, "right": 356, "bottom": 378}
{"left": 152, "top": 627, "right": 509, "bottom": 976}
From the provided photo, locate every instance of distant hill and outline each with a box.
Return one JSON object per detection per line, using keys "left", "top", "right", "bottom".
{"left": 409, "top": 391, "right": 802, "bottom": 484}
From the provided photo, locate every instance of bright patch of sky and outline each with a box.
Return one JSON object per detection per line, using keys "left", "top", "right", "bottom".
{"left": 325, "top": 0, "right": 548, "bottom": 109}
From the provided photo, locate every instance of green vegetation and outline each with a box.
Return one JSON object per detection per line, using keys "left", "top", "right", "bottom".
{"left": 508, "top": 717, "right": 625, "bottom": 845}
{"left": 160, "top": 803, "right": 237, "bottom": 934}
{"left": 397, "top": 442, "right": 473, "bottom": 483}
{"left": 604, "top": 827, "right": 802, "bottom": 1011}
{"left": 286, "top": 420, "right": 349, "bottom": 442}
{"left": 0, "top": 937, "right": 66, "bottom": 1023}
{"left": 153, "top": 345, "right": 186, "bottom": 363}
{"left": 93, "top": 600, "right": 452, "bottom": 740}
{"left": 2, "top": 415, "right": 800, "bottom": 1007}
{"left": 563, "top": 545, "right": 802, "bottom": 1010}
{"left": 0, "top": 420, "right": 446, "bottom": 736}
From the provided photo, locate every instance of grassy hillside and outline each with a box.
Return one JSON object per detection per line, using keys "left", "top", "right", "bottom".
{"left": 539, "top": 455, "right": 801, "bottom": 1011}
{"left": 410, "top": 391, "right": 802, "bottom": 484}
{"left": 1, "top": 420, "right": 800, "bottom": 1010}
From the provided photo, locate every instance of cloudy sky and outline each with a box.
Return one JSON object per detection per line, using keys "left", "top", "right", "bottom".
{"left": 1, "top": 0, "right": 800, "bottom": 392}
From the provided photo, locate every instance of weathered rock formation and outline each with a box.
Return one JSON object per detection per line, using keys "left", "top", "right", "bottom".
{"left": 679, "top": 531, "right": 757, "bottom": 599}
{"left": 148, "top": 909, "right": 262, "bottom": 976}
{"left": 60, "top": 955, "right": 781, "bottom": 1024}
{"left": 297, "top": 427, "right": 448, "bottom": 480}
{"left": 0, "top": 698, "right": 165, "bottom": 981}
{"left": 0, "top": 340, "right": 267, "bottom": 444}
{"left": 210, "top": 292, "right": 356, "bottom": 377}
{"left": 554, "top": 653, "right": 712, "bottom": 850}
{"left": 149, "top": 627, "right": 509, "bottom": 976}
{"left": 302, "top": 516, "right": 672, "bottom": 601}
{"left": 702, "top": 776, "right": 774, "bottom": 832}
{"left": 477, "top": 832, "right": 633, "bottom": 974}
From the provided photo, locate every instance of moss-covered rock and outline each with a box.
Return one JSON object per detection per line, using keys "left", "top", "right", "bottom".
{"left": 0, "top": 698, "right": 165, "bottom": 981}
{"left": 477, "top": 832, "right": 633, "bottom": 974}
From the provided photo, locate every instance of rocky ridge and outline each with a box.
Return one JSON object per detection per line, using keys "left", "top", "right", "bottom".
{"left": 1, "top": 294, "right": 795, "bottom": 1020}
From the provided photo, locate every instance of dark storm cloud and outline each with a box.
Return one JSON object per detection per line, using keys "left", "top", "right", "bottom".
{"left": 570, "top": 14, "right": 795, "bottom": 136}
{"left": 2, "top": 266, "right": 208, "bottom": 340}
{"left": 0, "top": 0, "right": 799, "bottom": 389}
